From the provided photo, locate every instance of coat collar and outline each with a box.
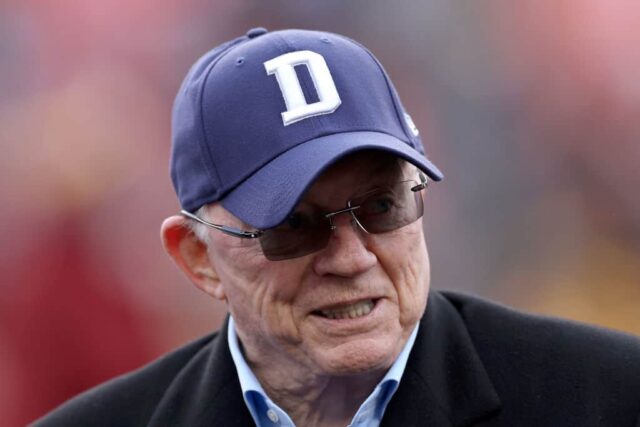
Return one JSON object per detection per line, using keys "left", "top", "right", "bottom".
{"left": 147, "top": 317, "right": 254, "bottom": 427}
{"left": 148, "top": 291, "right": 501, "bottom": 426}
{"left": 381, "top": 291, "right": 501, "bottom": 426}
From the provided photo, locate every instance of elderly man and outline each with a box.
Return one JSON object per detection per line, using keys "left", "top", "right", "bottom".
{"left": 36, "top": 28, "right": 639, "bottom": 427}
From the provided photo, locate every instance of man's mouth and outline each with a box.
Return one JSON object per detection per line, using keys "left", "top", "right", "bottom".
{"left": 314, "top": 299, "right": 376, "bottom": 320}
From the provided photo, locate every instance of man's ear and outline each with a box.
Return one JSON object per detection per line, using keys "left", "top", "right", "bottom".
{"left": 160, "top": 215, "right": 226, "bottom": 301}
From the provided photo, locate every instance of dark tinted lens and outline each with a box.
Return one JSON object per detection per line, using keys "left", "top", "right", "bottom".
{"left": 353, "top": 181, "right": 424, "bottom": 233}
{"left": 258, "top": 210, "right": 331, "bottom": 261}
{"left": 258, "top": 180, "right": 425, "bottom": 260}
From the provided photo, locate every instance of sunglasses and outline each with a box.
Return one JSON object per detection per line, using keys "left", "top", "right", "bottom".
{"left": 181, "top": 172, "right": 428, "bottom": 261}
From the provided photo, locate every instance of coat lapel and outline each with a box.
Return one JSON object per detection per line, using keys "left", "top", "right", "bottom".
{"left": 147, "top": 317, "right": 254, "bottom": 427}
{"left": 381, "top": 291, "right": 501, "bottom": 426}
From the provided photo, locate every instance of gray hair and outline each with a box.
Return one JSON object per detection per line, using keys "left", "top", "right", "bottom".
{"left": 186, "top": 205, "right": 211, "bottom": 246}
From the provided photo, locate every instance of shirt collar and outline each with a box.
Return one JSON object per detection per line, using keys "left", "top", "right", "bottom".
{"left": 227, "top": 316, "right": 281, "bottom": 424}
{"left": 227, "top": 316, "right": 419, "bottom": 427}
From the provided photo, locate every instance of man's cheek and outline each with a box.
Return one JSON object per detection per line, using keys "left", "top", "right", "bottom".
{"left": 374, "top": 227, "right": 426, "bottom": 274}
{"left": 376, "top": 228, "right": 429, "bottom": 323}
{"left": 211, "top": 243, "right": 269, "bottom": 284}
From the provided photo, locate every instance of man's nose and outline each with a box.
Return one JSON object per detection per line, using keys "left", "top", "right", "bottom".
{"left": 312, "top": 212, "right": 377, "bottom": 277}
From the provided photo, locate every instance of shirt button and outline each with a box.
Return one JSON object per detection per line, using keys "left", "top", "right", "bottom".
{"left": 266, "top": 408, "right": 279, "bottom": 423}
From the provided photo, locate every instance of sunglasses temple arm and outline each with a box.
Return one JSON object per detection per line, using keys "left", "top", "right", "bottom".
{"left": 180, "top": 210, "right": 263, "bottom": 239}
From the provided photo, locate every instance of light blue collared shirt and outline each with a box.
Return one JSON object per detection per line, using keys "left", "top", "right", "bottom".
{"left": 228, "top": 316, "right": 419, "bottom": 427}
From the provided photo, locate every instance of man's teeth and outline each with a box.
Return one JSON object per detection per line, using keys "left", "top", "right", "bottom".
{"left": 320, "top": 300, "right": 374, "bottom": 320}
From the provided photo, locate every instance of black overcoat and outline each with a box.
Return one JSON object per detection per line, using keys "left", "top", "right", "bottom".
{"left": 33, "top": 291, "right": 640, "bottom": 426}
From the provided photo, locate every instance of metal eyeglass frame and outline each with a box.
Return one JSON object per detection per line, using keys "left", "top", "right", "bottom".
{"left": 180, "top": 171, "right": 428, "bottom": 240}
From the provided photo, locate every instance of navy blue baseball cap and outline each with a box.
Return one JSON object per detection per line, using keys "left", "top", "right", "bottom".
{"left": 171, "top": 28, "right": 443, "bottom": 229}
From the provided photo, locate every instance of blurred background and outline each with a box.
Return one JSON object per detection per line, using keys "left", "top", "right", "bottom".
{"left": 1, "top": 0, "right": 639, "bottom": 425}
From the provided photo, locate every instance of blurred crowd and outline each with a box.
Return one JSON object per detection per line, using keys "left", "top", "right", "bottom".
{"left": 1, "top": 1, "right": 638, "bottom": 425}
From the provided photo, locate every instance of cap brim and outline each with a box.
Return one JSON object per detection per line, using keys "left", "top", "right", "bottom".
{"left": 221, "top": 131, "right": 443, "bottom": 229}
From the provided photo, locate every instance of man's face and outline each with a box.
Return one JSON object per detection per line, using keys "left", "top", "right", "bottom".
{"left": 204, "top": 152, "right": 431, "bottom": 376}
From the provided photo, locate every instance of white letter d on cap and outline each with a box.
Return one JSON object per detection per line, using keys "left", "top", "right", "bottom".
{"left": 264, "top": 50, "right": 342, "bottom": 126}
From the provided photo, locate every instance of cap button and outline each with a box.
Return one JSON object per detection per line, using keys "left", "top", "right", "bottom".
{"left": 246, "top": 27, "right": 267, "bottom": 39}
